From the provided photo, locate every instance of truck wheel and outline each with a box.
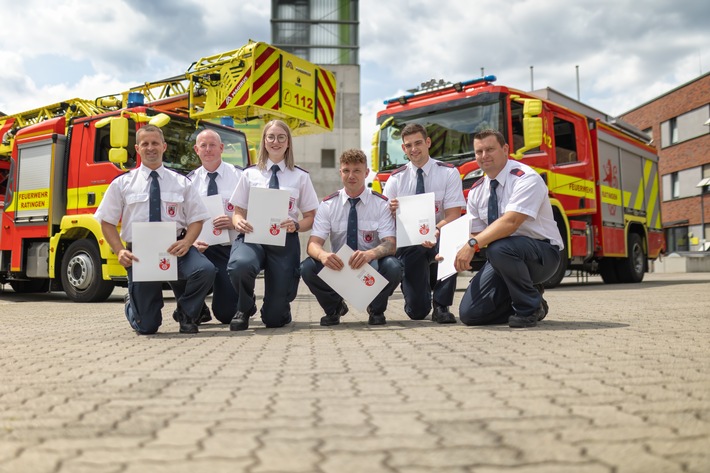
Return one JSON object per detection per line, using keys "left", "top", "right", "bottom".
{"left": 543, "top": 247, "right": 568, "bottom": 289}
{"left": 9, "top": 279, "right": 50, "bottom": 293}
{"left": 615, "top": 233, "right": 645, "bottom": 283}
{"left": 598, "top": 259, "right": 619, "bottom": 284}
{"left": 61, "top": 240, "right": 115, "bottom": 302}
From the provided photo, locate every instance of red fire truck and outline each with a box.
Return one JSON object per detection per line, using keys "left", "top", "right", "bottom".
{"left": 371, "top": 76, "right": 664, "bottom": 287}
{"left": 0, "top": 41, "right": 336, "bottom": 301}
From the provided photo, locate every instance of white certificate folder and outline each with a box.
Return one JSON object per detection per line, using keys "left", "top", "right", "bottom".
{"left": 132, "top": 222, "right": 178, "bottom": 282}
{"left": 197, "top": 194, "right": 231, "bottom": 246}
{"left": 436, "top": 215, "right": 473, "bottom": 281}
{"left": 244, "top": 187, "right": 291, "bottom": 247}
{"left": 395, "top": 192, "right": 437, "bottom": 248}
{"left": 317, "top": 245, "right": 388, "bottom": 312}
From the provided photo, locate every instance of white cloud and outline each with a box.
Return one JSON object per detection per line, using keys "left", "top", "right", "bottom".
{"left": 1, "top": 0, "right": 708, "bottom": 157}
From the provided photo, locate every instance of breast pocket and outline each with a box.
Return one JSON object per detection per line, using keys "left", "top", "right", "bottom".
{"left": 359, "top": 219, "right": 379, "bottom": 248}
{"left": 161, "top": 192, "right": 184, "bottom": 220}
{"left": 125, "top": 193, "right": 149, "bottom": 209}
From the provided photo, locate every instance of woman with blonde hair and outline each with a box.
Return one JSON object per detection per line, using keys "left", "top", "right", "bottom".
{"left": 227, "top": 120, "right": 319, "bottom": 330}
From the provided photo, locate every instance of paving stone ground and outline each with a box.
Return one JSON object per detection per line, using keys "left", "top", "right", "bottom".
{"left": 0, "top": 272, "right": 709, "bottom": 473}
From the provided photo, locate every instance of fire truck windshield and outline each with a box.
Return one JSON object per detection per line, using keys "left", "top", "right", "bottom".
{"left": 157, "top": 116, "right": 250, "bottom": 174}
{"left": 377, "top": 95, "right": 505, "bottom": 171}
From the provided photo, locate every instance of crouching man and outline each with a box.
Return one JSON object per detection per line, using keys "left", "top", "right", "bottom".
{"left": 300, "top": 149, "right": 403, "bottom": 326}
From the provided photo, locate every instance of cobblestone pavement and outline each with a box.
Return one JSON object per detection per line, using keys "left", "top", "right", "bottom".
{"left": 0, "top": 272, "right": 709, "bottom": 473}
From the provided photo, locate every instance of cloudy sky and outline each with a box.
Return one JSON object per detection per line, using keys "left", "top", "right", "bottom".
{"left": 1, "top": 0, "right": 708, "bottom": 155}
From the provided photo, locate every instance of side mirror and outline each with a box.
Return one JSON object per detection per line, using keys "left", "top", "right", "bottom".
{"left": 109, "top": 148, "right": 128, "bottom": 166}
{"left": 110, "top": 117, "right": 129, "bottom": 148}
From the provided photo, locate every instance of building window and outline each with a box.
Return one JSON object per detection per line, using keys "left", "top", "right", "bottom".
{"left": 660, "top": 104, "right": 710, "bottom": 148}
{"left": 321, "top": 149, "right": 335, "bottom": 168}
{"left": 671, "top": 172, "right": 680, "bottom": 199}
{"left": 666, "top": 226, "right": 689, "bottom": 252}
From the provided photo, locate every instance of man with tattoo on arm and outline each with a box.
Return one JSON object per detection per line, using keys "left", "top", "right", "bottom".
{"left": 300, "top": 149, "right": 403, "bottom": 326}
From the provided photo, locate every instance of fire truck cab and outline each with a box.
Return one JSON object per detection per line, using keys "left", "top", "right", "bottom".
{"left": 371, "top": 77, "right": 664, "bottom": 287}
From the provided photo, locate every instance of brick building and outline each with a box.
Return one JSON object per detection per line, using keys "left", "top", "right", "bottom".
{"left": 621, "top": 72, "right": 710, "bottom": 252}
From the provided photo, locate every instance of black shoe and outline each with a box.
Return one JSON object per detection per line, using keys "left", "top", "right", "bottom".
{"left": 368, "top": 313, "right": 386, "bottom": 325}
{"left": 174, "top": 307, "right": 199, "bottom": 334}
{"left": 508, "top": 307, "right": 543, "bottom": 328}
{"left": 432, "top": 304, "right": 457, "bottom": 324}
{"left": 230, "top": 305, "right": 257, "bottom": 331}
{"left": 198, "top": 303, "right": 212, "bottom": 324}
{"left": 535, "top": 284, "right": 549, "bottom": 320}
{"left": 320, "top": 300, "right": 348, "bottom": 326}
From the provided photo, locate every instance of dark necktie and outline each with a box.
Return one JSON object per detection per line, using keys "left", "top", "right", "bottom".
{"left": 416, "top": 167, "right": 425, "bottom": 194}
{"left": 488, "top": 179, "right": 499, "bottom": 224}
{"left": 149, "top": 170, "right": 161, "bottom": 222}
{"left": 347, "top": 197, "right": 360, "bottom": 250}
{"left": 207, "top": 172, "right": 218, "bottom": 196}
{"left": 269, "top": 164, "right": 280, "bottom": 189}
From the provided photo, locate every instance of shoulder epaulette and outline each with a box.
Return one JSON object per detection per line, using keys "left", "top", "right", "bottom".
{"left": 436, "top": 161, "right": 455, "bottom": 168}
{"left": 233, "top": 164, "right": 244, "bottom": 171}
{"left": 111, "top": 170, "right": 133, "bottom": 182}
{"left": 186, "top": 170, "right": 196, "bottom": 180}
{"left": 390, "top": 165, "right": 407, "bottom": 175}
{"left": 469, "top": 178, "right": 485, "bottom": 191}
{"left": 245, "top": 164, "right": 258, "bottom": 169}
{"left": 294, "top": 165, "right": 310, "bottom": 174}
{"left": 371, "top": 190, "right": 388, "bottom": 201}
{"left": 323, "top": 191, "right": 340, "bottom": 202}
{"left": 510, "top": 168, "right": 525, "bottom": 177}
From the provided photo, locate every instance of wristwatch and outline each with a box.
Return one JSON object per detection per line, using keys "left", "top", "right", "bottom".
{"left": 293, "top": 220, "right": 300, "bottom": 232}
{"left": 467, "top": 237, "right": 479, "bottom": 253}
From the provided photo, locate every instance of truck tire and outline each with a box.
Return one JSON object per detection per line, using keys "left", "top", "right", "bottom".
{"left": 542, "top": 246, "right": 568, "bottom": 288}
{"left": 61, "top": 239, "right": 115, "bottom": 302}
{"left": 9, "top": 279, "right": 50, "bottom": 293}
{"left": 598, "top": 259, "right": 619, "bottom": 284}
{"left": 615, "top": 233, "right": 645, "bottom": 283}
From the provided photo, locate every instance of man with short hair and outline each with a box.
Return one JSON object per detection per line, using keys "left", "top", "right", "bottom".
{"left": 454, "top": 129, "right": 563, "bottom": 328}
{"left": 187, "top": 129, "right": 243, "bottom": 324}
{"left": 384, "top": 123, "right": 465, "bottom": 324}
{"left": 300, "top": 149, "right": 402, "bottom": 326}
{"left": 96, "top": 124, "right": 216, "bottom": 334}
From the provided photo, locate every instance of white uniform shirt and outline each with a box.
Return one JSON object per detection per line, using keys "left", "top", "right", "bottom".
{"left": 189, "top": 161, "right": 243, "bottom": 243}
{"left": 95, "top": 165, "right": 210, "bottom": 243}
{"left": 383, "top": 158, "right": 465, "bottom": 222}
{"left": 311, "top": 188, "right": 395, "bottom": 253}
{"left": 228, "top": 160, "right": 319, "bottom": 221}
{"left": 467, "top": 159, "right": 564, "bottom": 250}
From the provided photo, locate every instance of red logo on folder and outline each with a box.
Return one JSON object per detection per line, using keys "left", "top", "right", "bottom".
{"left": 269, "top": 224, "right": 280, "bottom": 236}
{"left": 159, "top": 258, "right": 170, "bottom": 270}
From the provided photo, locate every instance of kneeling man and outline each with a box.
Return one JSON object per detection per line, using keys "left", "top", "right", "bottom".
{"left": 300, "top": 149, "right": 403, "bottom": 326}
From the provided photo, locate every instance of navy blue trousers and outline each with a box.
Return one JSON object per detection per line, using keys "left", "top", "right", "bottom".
{"left": 203, "top": 244, "right": 239, "bottom": 323}
{"left": 459, "top": 236, "right": 560, "bottom": 325}
{"left": 125, "top": 247, "right": 216, "bottom": 334}
{"left": 227, "top": 233, "right": 301, "bottom": 328}
{"left": 396, "top": 244, "right": 457, "bottom": 319}
{"left": 300, "top": 255, "right": 403, "bottom": 315}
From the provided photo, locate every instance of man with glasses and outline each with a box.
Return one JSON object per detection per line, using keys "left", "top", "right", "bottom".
{"left": 383, "top": 123, "right": 465, "bottom": 324}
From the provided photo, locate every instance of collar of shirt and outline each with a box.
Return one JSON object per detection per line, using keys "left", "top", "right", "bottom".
{"left": 139, "top": 164, "right": 165, "bottom": 180}
{"left": 201, "top": 161, "right": 226, "bottom": 180}
{"left": 338, "top": 188, "right": 368, "bottom": 207}
{"left": 485, "top": 159, "right": 514, "bottom": 189}
{"left": 409, "top": 157, "right": 434, "bottom": 177}
{"left": 266, "top": 159, "right": 286, "bottom": 172}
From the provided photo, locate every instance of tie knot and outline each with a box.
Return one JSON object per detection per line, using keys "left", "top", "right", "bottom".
{"left": 490, "top": 179, "right": 499, "bottom": 189}
{"left": 348, "top": 197, "right": 360, "bottom": 208}
{"left": 416, "top": 168, "right": 423, "bottom": 176}
{"left": 208, "top": 172, "right": 218, "bottom": 180}
{"left": 150, "top": 170, "right": 159, "bottom": 179}
{"left": 271, "top": 164, "right": 280, "bottom": 173}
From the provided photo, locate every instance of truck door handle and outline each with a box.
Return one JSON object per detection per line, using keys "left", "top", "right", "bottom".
{"left": 87, "top": 193, "right": 96, "bottom": 206}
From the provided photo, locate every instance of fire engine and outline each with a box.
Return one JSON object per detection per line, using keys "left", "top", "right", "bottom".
{"left": 371, "top": 76, "right": 664, "bottom": 287}
{"left": 0, "top": 41, "right": 336, "bottom": 301}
